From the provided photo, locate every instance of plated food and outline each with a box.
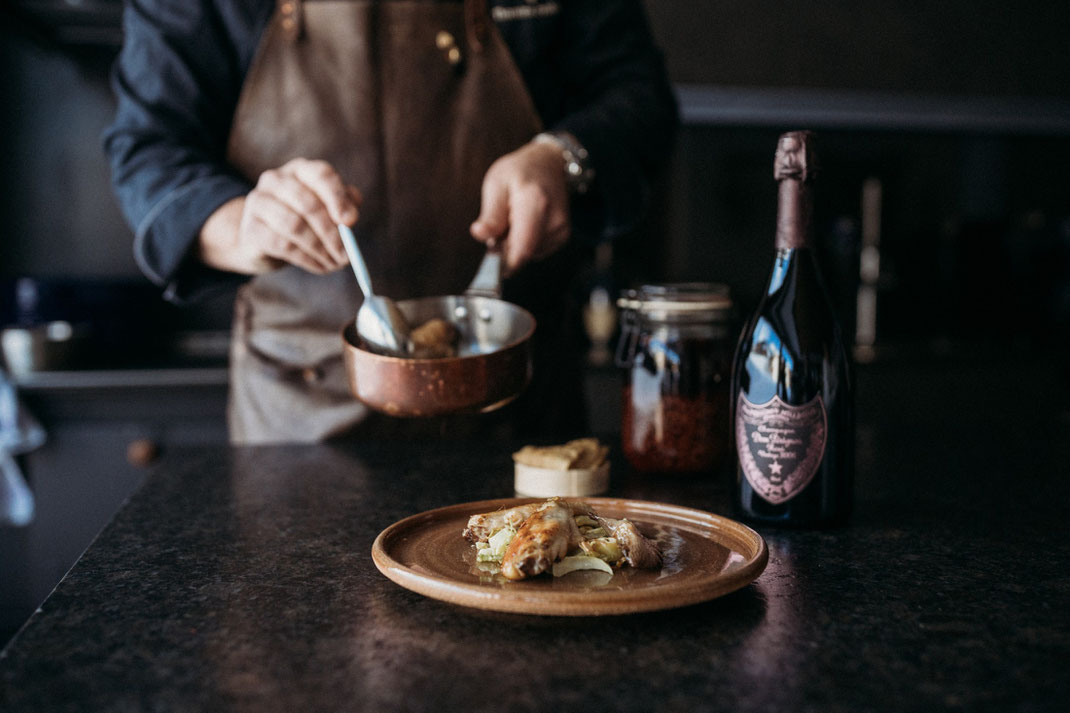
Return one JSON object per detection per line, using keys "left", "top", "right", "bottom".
{"left": 463, "top": 497, "right": 662, "bottom": 581}
{"left": 372, "top": 497, "right": 768, "bottom": 615}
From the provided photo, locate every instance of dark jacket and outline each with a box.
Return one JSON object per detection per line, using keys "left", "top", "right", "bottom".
{"left": 103, "top": 0, "right": 678, "bottom": 301}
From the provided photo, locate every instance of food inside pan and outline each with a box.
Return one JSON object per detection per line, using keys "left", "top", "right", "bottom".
{"left": 408, "top": 317, "right": 460, "bottom": 358}
{"left": 352, "top": 295, "right": 533, "bottom": 359}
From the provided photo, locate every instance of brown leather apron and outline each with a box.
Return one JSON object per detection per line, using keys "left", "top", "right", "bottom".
{"left": 224, "top": 0, "right": 542, "bottom": 443}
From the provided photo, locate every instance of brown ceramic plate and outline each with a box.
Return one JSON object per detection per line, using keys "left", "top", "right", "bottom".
{"left": 371, "top": 497, "right": 768, "bottom": 616}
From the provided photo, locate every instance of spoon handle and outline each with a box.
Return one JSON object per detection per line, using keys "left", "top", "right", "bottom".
{"left": 338, "top": 224, "right": 375, "bottom": 298}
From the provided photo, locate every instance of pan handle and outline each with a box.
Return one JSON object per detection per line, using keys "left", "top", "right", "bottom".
{"left": 465, "top": 245, "right": 503, "bottom": 299}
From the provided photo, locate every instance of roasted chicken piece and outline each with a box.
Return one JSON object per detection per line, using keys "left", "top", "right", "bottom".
{"left": 463, "top": 502, "right": 540, "bottom": 543}
{"left": 500, "top": 499, "right": 581, "bottom": 580}
{"left": 464, "top": 497, "right": 663, "bottom": 581}
{"left": 596, "top": 517, "right": 663, "bottom": 569}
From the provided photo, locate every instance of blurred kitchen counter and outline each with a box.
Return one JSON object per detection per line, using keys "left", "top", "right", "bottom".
{"left": 11, "top": 365, "right": 227, "bottom": 390}
{"left": 1, "top": 356, "right": 230, "bottom": 642}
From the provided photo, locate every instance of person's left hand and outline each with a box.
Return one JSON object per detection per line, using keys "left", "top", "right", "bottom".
{"left": 470, "top": 140, "right": 570, "bottom": 274}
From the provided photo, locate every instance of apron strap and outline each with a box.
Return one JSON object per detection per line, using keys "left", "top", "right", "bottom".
{"left": 276, "top": 0, "right": 489, "bottom": 48}
{"left": 465, "top": 0, "right": 491, "bottom": 53}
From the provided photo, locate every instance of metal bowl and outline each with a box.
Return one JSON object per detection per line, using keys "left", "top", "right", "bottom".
{"left": 342, "top": 295, "right": 535, "bottom": 417}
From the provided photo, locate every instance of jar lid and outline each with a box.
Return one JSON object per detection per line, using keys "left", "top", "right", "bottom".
{"left": 616, "top": 282, "right": 733, "bottom": 317}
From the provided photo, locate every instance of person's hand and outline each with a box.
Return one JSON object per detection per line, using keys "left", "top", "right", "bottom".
{"left": 198, "top": 158, "right": 361, "bottom": 275}
{"left": 470, "top": 140, "right": 570, "bottom": 274}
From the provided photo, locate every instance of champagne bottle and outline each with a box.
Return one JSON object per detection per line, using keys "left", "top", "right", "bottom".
{"left": 732, "top": 131, "right": 853, "bottom": 526}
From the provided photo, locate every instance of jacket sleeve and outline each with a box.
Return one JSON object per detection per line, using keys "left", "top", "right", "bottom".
{"left": 549, "top": 0, "right": 679, "bottom": 241}
{"left": 102, "top": 0, "right": 270, "bottom": 302}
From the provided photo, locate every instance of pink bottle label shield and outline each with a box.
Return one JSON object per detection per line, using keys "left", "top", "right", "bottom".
{"left": 736, "top": 394, "right": 827, "bottom": 504}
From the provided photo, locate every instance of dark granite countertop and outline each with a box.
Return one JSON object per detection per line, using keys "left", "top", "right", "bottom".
{"left": 1, "top": 354, "right": 1068, "bottom": 712}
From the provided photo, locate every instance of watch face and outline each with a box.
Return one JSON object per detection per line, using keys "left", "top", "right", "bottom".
{"left": 534, "top": 131, "right": 594, "bottom": 194}
{"left": 565, "top": 159, "right": 591, "bottom": 193}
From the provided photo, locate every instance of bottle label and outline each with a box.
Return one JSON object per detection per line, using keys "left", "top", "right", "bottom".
{"left": 736, "top": 394, "right": 827, "bottom": 504}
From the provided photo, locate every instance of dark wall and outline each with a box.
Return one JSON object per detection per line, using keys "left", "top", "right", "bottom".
{"left": 0, "top": 24, "right": 134, "bottom": 279}
{"left": 0, "top": 9, "right": 234, "bottom": 336}
{"left": 646, "top": 0, "right": 1070, "bottom": 97}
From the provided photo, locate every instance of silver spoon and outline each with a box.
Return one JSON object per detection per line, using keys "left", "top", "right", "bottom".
{"left": 337, "top": 224, "right": 412, "bottom": 356}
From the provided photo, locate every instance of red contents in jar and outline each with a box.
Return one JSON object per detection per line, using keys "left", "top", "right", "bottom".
{"left": 615, "top": 283, "right": 734, "bottom": 476}
{"left": 621, "top": 386, "right": 729, "bottom": 474}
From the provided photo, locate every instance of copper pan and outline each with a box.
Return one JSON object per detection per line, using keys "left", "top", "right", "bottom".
{"left": 341, "top": 250, "right": 536, "bottom": 417}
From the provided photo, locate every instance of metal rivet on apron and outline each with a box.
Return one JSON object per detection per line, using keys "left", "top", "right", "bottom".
{"left": 279, "top": 0, "right": 301, "bottom": 39}
{"left": 435, "top": 31, "right": 455, "bottom": 50}
{"left": 447, "top": 47, "right": 463, "bottom": 66}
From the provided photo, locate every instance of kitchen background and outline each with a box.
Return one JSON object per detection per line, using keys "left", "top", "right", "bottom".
{"left": 2, "top": 1, "right": 1068, "bottom": 642}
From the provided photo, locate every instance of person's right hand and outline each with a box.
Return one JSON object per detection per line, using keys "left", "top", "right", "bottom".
{"left": 198, "top": 158, "right": 362, "bottom": 275}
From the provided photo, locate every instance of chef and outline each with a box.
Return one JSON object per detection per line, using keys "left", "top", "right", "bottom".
{"left": 104, "top": 0, "right": 678, "bottom": 443}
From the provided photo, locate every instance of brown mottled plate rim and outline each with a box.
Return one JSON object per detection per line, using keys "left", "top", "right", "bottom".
{"left": 371, "top": 497, "right": 768, "bottom": 616}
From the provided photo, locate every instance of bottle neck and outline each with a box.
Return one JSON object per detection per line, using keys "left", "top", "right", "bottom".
{"left": 775, "top": 179, "right": 813, "bottom": 250}
{"left": 766, "top": 245, "right": 821, "bottom": 296}
{"left": 766, "top": 249, "right": 793, "bottom": 295}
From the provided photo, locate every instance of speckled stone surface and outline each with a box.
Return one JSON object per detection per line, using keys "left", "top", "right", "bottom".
{"left": 1, "top": 357, "right": 1068, "bottom": 712}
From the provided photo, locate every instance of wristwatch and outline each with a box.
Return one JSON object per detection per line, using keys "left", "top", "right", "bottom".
{"left": 534, "top": 131, "right": 596, "bottom": 195}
